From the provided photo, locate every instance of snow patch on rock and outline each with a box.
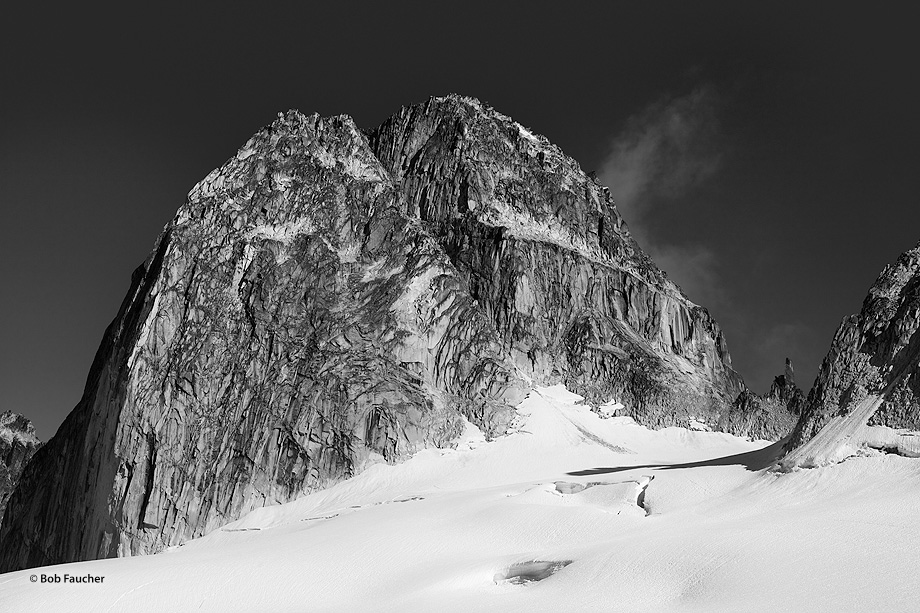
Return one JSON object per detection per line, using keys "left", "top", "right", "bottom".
{"left": 312, "top": 147, "right": 384, "bottom": 182}
{"left": 781, "top": 389, "right": 920, "bottom": 469}
{"left": 688, "top": 417, "right": 713, "bottom": 432}
{"left": 361, "top": 258, "right": 403, "bottom": 283}
{"left": 128, "top": 291, "right": 161, "bottom": 370}
{"left": 390, "top": 265, "right": 448, "bottom": 328}
{"left": 515, "top": 122, "right": 540, "bottom": 143}
{"left": 246, "top": 218, "right": 316, "bottom": 247}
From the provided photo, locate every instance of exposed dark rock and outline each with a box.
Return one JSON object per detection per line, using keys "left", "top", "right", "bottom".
{"left": 0, "top": 412, "right": 42, "bottom": 529}
{"left": 719, "top": 359, "right": 805, "bottom": 441}
{"left": 1, "top": 95, "right": 754, "bottom": 572}
{"left": 783, "top": 357, "right": 796, "bottom": 388}
{"left": 494, "top": 560, "right": 573, "bottom": 584}
{"left": 768, "top": 357, "right": 807, "bottom": 416}
{"left": 786, "top": 242, "right": 920, "bottom": 453}
{"left": 768, "top": 357, "right": 799, "bottom": 402}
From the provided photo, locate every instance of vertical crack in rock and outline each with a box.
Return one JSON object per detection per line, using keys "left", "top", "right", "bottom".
{"left": 138, "top": 433, "right": 157, "bottom": 529}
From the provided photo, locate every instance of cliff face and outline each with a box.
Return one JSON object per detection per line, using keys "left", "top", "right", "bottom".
{"left": 371, "top": 97, "right": 744, "bottom": 427}
{"left": 0, "top": 110, "right": 525, "bottom": 571}
{"left": 1, "top": 96, "right": 748, "bottom": 572}
{"left": 0, "top": 412, "right": 41, "bottom": 529}
{"left": 783, "top": 243, "right": 920, "bottom": 468}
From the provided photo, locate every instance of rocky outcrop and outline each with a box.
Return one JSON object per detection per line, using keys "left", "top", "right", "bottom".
{"left": 768, "top": 358, "right": 805, "bottom": 408}
{"left": 0, "top": 412, "right": 41, "bottom": 528}
{"left": 719, "top": 359, "right": 805, "bottom": 441}
{"left": 782, "top": 243, "right": 920, "bottom": 468}
{"left": 1, "top": 96, "right": 750, "bottom": 572}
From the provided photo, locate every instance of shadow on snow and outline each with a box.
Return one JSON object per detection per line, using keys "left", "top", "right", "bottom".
{"left": 566, "top": 438, "right": 788, "bottom": 477}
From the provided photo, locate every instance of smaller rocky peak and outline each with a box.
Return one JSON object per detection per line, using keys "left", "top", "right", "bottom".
{"left": 0, "top": 411, "right": 40, "bottom": 448}
{"left": 768, "top": 358, "right": 800, "bottom": 405}
{"left": 426, "top": 93, "right": 487, "bottom": 112}
{"left": 269, "top": 108, "right": 314, "bottom": 131}
{"left": 720, "top": 360, "right": 806, "bottom": 441}
{"left": 1, "top": 411, "right": 42, "bottom": 529}
{"left": 784, "top": 357, "right": 795, "bottom": 386}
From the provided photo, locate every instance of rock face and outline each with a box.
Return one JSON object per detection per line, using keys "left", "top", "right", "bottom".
{"left": 0, "top": 412, "right": 42, "bottom": 529}
{"left": 720, "top": 359, "right": 805, "bottom": 441}
{"left": 1, "top": 95, "right": 748, "bottom": 572}
{"left": 370, "top": 97, "right": 744, "bottom": 426}
{"left": 783, "top": 243, "right": 920, "bottom": 467}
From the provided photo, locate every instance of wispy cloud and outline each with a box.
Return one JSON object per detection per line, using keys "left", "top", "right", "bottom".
{"left": 599, "top": 85, "right": 725, "bottom": 308}
{"left": 600, "top": 85, "right": 724, "bottom": 218}
{"left": 598, "top": 84, "right": 818, "bottom": 393}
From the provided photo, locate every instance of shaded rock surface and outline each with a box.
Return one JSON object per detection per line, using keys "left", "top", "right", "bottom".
{"left": 0, "top": 412, "right": 42, "bottom": 529}
{"left": 786, "top": 242, "right": 920, "bottom": 458}
{"left": 720, "top": 358, "right": 805, "bottom": 441}
{"left": 1, "top": 96, "right": 751, "bottom": 572}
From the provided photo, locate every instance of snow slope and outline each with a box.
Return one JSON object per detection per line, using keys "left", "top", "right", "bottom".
{"left": 782, "top": 391, "right": 920, "bottom": 469}
{"left": 3, "top": 386, "right": 919, "bottom": 611}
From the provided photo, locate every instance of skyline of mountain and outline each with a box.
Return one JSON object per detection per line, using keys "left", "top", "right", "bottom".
{"left": 3, "top": 4, "right": 918, "bottom": 445}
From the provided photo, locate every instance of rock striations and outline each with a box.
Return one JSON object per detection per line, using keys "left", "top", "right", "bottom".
{"left": 1, "top": 96, "right": 751, "bottom": 572}
{"left": 782, "top": 242, "right": 920, "bottom": 468}
{"left": 0, "top": 412, "right": 41, "bottom": 530}
{"left": 370, "top": 97, "right": 744, "bottom": 425}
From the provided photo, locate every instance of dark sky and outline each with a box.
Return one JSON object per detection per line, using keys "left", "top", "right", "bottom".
{"left": 2, "top": 3, "right": 918, "bottom": 440}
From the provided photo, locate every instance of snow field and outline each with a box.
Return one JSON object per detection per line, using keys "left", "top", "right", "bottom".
{"left": 2, "top": 385, "right": 919, "bottom": 612}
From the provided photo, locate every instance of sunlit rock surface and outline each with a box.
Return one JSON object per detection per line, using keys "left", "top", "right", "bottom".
{"left": 371, "top": 96, "right": 744, "bottom": 426}
{"left": 0, "top": 412, "right": 41, "bottom": 530}
{"left": 1, "top": 96, "right": 751, "bottom": 571}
